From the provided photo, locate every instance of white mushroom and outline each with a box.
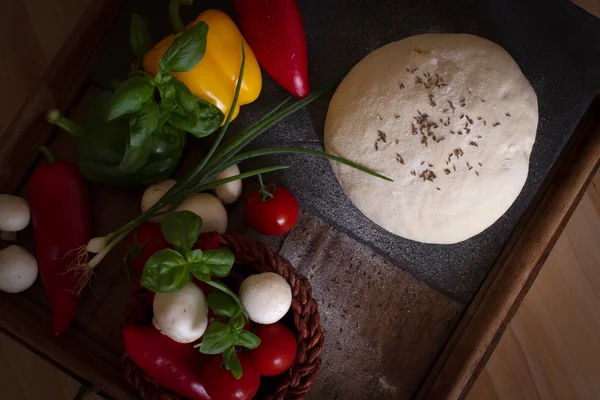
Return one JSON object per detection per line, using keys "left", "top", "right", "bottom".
{"left": 0, "top": 194, "right": 30, "bottom": 240}
{"left": 177, "top": 193, "right": 228, "bottom": 233}
{"left": 214, "top": 164, "right": 242, "bottom": 204}
{"left": 0, "top": 245, "right": 38, "bottom": 293}
{"left": 141, "top": 179, "right": 176, "bottom": 223}
{"left": 239, "top": 272, "right": 292, "bottom": 324}
{"left": 152, "top": 282, "right": 209, "bottom": 343}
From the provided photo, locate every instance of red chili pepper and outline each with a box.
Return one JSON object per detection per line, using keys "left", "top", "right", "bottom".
{"left": 122, "top": 324, "right": 211, "bottom": 400}
{"left": 234, "top": 0, "right": 310, "bottom": 98}
{"left": 28, "top": 147, "right": 92, "bottom": 336}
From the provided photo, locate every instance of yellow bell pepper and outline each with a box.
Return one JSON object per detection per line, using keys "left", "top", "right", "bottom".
{"left": 143, "top": 10, "right": 262, "bottom": 121}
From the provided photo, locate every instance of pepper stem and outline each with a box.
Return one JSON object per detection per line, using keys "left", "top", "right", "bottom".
{"left": 39, "top": 146, "right": 56, "bottom": 164}
{"left": 46, "top": 109, "right": 85, "bottom": 137}
{"left": 169, "top": 0, "right": 194, "bottom": 34}
{"left": 258, "top": 174, "right": 275, "bottom": 202}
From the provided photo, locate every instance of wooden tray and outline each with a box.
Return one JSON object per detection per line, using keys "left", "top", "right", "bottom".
{"left": 1, "top": 1, "right": 599, "bottom": 399}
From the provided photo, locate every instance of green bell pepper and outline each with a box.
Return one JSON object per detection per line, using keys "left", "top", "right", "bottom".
{"left": 47, "top": 91, "right": 186, "bottom": 186}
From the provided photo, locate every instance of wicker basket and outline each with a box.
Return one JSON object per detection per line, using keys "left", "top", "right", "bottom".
{"left": 121, "top": 232, "right": 323, "bottom": 400}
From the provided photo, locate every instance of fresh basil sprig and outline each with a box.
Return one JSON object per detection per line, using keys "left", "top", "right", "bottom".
{"left": 141, "top": 211, "right": 234, "bottom": 292}
{"left": 140, "top": 210, "right": 260, "bottom": 379}
{"left": 108, "top": 18, "right": 224, "bottom": 174}
{"left": 162, "top": 21, "right": 208, "bottom": 72}
{"left": 198, "top": 292, "right": 261, "bottom": 379}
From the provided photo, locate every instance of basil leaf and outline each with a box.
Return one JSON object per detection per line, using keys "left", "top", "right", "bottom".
{"left": 141, "top": 249, "right": 189, "bottom": 293}
{"left": 171, "top": 78, "right": 200, "bottom": 115}
{"left": 230, "top": 313, "right": 245, "bottom": 331}
{"left": 187, "top": 249, "right": 211, "bottom": 281}
{"left": 199, "top": 322, "right": 234, "bottom": 354}
{"left": 130, "top": 14, "right": 151, "bottom": 59}
{"left": 208, "top": 291, "right": 238, "bottom": 318}
{"left": 118, "top": 100, "right": 159, "bottom": 173}
{"left": 202, "top": 250, "right": 235, "bottom": 277}
{"left": 107, "top": 76, "right": 155, "bottom": 120}
{"left": 130, "top": 100, "right": 159, "bottom": 146}
{"left": 162, "top": 21, "right": 209, "bottom": 72}
{"left": 234, "top": 330, "right": 261, "bottom": 350}
{"left": 118, "top": 137, "right": 152, "bottom": 173}
{"left": 206, "top": 280, "right": 248, "bottom": 317}
{"left": 169, "top": 98, "right": 224, "bottom": 138}
{"left": 160, "top": 210, "right": 201, "bottom": 253}
{"left": 222, "top": 346, "right": 242, "bottom": 379}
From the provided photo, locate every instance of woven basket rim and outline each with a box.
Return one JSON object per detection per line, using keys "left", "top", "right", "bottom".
{"left": 121, "top": 232, "right": 323, "bottom": 400}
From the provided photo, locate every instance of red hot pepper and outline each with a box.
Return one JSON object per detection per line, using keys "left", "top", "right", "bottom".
{"left": 234, "top": 0, "right": 310, "bottom": 98}
{"left": 122, "top": 324, "right": 211, "bottom": 400}
{"left": 28, "top": 148, "right": 92, "bottom": 336}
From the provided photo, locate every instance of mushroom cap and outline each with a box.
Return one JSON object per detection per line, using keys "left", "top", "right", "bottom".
{"left": 0, "top": 194, "right": 30, "bottom": 232}
{"left": 0, "top": 245, "right": 38, "bottom": 293}
{"left": 152, "top": 282, "right": 209, "bottom": 343}
{"left": 239, "top": 272, "right": 292, "bottom": 324}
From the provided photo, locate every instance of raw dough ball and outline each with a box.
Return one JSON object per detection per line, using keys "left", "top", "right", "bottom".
{"left": 239, "top": 272, "right": 292, "bottom": 324}
{"left": 325, "top": 34, "right": 538, "bottom": 244}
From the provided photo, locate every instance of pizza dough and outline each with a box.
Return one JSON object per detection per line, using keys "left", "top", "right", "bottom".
{"left": 324, "top": 34, "right": 538, "bottom": 244}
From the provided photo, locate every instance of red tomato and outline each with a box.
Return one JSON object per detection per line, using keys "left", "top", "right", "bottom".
{"left": 124, "top": 222, "right": 170, "bottom": 274}
{"left": 244, "top": 186, "right": 299, "bottom": 236}
{"left": 201, "top": 354, "right": 260, "bottom": 400}
{"left": 249, "top": 323, "right": 297, "bottom": 376}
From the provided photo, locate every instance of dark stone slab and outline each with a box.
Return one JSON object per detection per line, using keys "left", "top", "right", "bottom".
{"left": 89, "top": 0, "right": 600, "bottom": 302}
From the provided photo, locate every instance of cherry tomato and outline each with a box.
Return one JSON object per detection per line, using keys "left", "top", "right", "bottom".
{"left": 244, "top": 186, "right": 299, "bottom": 236}
{"left": 249, "top": 323, "right": 297, "bottom": 376}
{"left": 201, "top": 354, "right": 260, "bottom": 400}
{"left": 124, "top": 222, "right": 170, "bottom": 274}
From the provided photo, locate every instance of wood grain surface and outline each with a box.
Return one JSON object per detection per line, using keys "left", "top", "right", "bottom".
{"left": 0, "top": 0, "right": 91, "bottom": 135}
{"left": 467, "top": 172, "right": 600, "bottom": 400}
{"left": 0, "top": 0, "right": 124, "bottom": 194}
{"left": 420, "top": 94, "right": 600, "bottom": 399}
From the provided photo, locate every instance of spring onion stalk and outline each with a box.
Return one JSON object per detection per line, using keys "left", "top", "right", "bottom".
{"left": 71, "top": 45, "right": 391, "bottom": 290}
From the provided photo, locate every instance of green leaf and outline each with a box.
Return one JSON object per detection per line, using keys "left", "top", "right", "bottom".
{"left": 202, "top": 250, "right": 235, "bottom": 277}
{"left": 222, "top": 346, "right": 243, "bottom": 379}
{"left": 184, "top": 249, "right": 234, "bottom": 281}
{"left": 229, "top": 313, "right": 245, "bottom": 331}
{"left": 171, "top": 78, "right": 200, "bottom": 114}
{"left": 118, "top": 138, "right": 152, "bottom": 173}
{"left": 129, "top": 100, "right": 159, "bottom": 146}
{"left": 141, "top": 249, "right": 189, "bottom": 293}
{"left": 199, "top": 322, "right": 234, "bottom": 354}
{"left": 162, "top": 21, "right": 209, "bottom": 72}
{"left": 118, "top": 100, "right": 159, "bottom": 173}
{"left": 130, "top": 14, "right": 151, "bottom": 59}
{"left": 160, "top": 210, "right": 201, "bottom": 253}
{"left": 208, "top": 291, "right": 238, "bottom": 318}
{"left": 186, "top": 249, "right": 211, "bottom": 281}
{"left": 234, "top": 330, "right": 261, "bottom": 350}
{"left": 207, "top": 280, "right": 247, "bottom": 317}
{"left": 107, "top": 76, "right": 155, "bottom": 120}
{"left": 168, "top": 97, "right": 224, "bottom": 138}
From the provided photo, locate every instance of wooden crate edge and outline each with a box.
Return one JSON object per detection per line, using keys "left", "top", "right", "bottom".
{"left": 417, "top": 95, "right": 600, "bottom": 400}
{"left": 0, "top": 0, "right": 126, "bottom": 194}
